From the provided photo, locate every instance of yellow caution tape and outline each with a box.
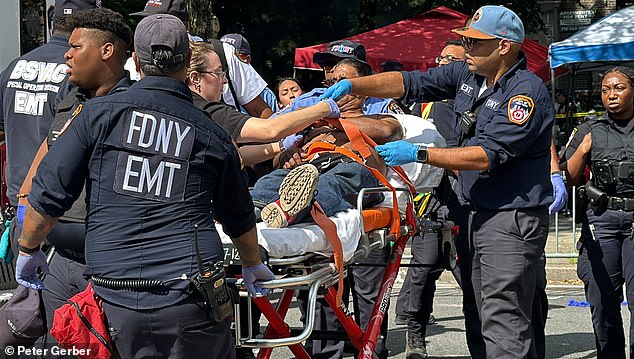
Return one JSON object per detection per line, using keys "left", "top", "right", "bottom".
{"left": 555, "top": 111, "right": 605, "bottom": 119}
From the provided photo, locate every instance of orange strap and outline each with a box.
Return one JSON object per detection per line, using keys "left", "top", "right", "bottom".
{"left": 305, "top": 142, "right": 401, "bottom": 236}
{"left": 310, "top": 202, "right": 345, "bottom": 307}
{"left": 303, "top": 118, "right": 418, "bottom": 305}
{"left": 326, "top": 118, "right": 417, "bottom": 194}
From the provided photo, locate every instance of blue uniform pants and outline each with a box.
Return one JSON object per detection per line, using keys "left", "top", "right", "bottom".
{"left": 577, "top": 209, "right": 634, "bottom": 359}
{"left": 470, "top": 207, "right": 549, "bottom": 359}
{"left": 395, "top": 232, "right": 442, "bottom": 336}
{"left": 103, "top": 295, "right": 235, "bottom": 359}
{"left": 396, "top": 172, "right": 485, "bottom": 358}
{"left": 38, "top": 221, "right": 89, "bottom": 354}
{"left": 250, "top": 162, "right": 379, "bottom": 219}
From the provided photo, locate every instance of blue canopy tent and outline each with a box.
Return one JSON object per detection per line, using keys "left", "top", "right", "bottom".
{"left": 549, "top": 5, "right": 634, "bottom": 72}
{"left": 548, "top": 5, "right": 634, "bottom": 138}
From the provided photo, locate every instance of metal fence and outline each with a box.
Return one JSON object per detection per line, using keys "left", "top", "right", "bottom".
{"left": 548, "top": 186, "right": 580, "bottom": 259}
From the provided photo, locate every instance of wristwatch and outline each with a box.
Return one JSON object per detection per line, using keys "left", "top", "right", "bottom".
{"left": 416, "top": 146, "right": 428, "bottom": 163}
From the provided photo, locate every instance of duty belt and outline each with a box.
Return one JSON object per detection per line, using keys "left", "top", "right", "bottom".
{"left": 607, "top": 196, "right": 634, "bottom": 211}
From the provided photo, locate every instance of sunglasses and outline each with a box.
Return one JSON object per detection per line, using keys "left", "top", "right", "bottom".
{"left": 460, "top": 36, "right": 499, "bottom": 51}
{"left": 435, "top": 55, "right": 462, "bottom": 64}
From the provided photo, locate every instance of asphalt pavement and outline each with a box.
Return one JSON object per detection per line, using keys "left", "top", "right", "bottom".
{"left": 264, "top": 282, "right": 619, "bottom": 358}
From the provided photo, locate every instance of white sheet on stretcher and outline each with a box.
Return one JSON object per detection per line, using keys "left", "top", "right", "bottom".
{"left": 219, "top": 114, "right": 446, "bottom": 261}
{"left": 380, "top": 114, "right": 446, "bottom": 212}
{"left": 217, "top": 209, "right": 361, "bottom": 262}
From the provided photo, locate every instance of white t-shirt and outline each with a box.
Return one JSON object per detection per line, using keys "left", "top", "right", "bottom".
{"left": 220, "top": 42, "right": 267, "bottom": 108}
{"left": 124, "top": 57, "right": 140, "bottom": 81}
{"left": 124, "top": 42, "right": 268, "bottom": 109}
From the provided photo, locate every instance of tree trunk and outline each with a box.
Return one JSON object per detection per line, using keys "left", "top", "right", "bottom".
{"left": 187, "top": 0, "right": 219, "bottom": 40}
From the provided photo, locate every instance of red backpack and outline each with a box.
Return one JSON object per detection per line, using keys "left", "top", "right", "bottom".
{"left": 50, "top": 283, "right": 112, "bottom": 359}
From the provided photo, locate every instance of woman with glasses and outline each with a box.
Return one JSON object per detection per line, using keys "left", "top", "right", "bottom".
{"left": 186, "top": 41, "right": 340, "bottom": 167}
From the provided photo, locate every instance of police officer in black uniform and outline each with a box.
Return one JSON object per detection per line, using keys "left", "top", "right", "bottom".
{"left": 0, "top": 0, "right": 98, "bottom": 217}
{"left": 324, "top": 6, "right": 552, "bottom": 359}
{"left": 17, "top": 8, "right": 133, "bottom": 344}
{"left": 562, "top": 66, "right": 634, "bottom": 359}
{"left": 15, "top": 14, "right": 275, "bottom": 358}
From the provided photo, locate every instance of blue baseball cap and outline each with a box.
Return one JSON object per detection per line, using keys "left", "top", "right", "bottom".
{"left": 452, "top": 5, "right": 525, "bottom": 43}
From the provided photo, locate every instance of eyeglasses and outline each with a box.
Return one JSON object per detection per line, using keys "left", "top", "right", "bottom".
{"left": 435, "top": 55, "right": 462, "bottom": 64}
{"left": 460, "top": 36, "right": 500, "bottom": 51}
{"left": 199, "top": 69, "right": 227, "bottom": 80}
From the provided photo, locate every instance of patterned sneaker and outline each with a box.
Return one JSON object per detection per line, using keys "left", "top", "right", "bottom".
{"left": 261, "top": 164, "right": 319, "bottom": 228}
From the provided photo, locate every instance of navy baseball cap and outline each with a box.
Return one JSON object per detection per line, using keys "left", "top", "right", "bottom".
{"left": 452, "top": 5, "right": 525, "bottom": 43}
{"left": 132, "top": 0, "right": 188, "bottom": 23}
{"left": 134, "top": 14, "right": 189, "bottom": 67}
{"left": 0, "top": 286, "right": 45, "bottom": 348}
{"left": 313, "top": 40, "right": 369, "bottom": 68}
{"left": 53, "top": 0, "right": 100, "bottom": 17}
{"left": 221, "top": 34, "right": 251, "bottom": 56}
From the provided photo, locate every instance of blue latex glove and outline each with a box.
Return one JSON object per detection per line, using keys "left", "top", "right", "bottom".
{"left": 16, "top": 249, "right": 49, "bottom": 290}
{"left": 16, "top": 203, "right": 26, "bottom": 229}
{"left": 242, "top": 263, "right": 275, "bottom": 297}
{"left": 375, "top": 140, "right": 418, "bottom": 166}
{"left": 549, "top": 173, "right": 568, "bottom": 214}
{"left": 319, "top": 79, "right": 352, "bottom": 101}
{"left": 322, "top": 98, "right": 340, "bottom": 118}
{"left": 280, "top": 134, "right": 304, "bottom": 150}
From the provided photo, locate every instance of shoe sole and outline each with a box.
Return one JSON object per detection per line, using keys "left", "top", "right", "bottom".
{"left": 261, "top": 164, "right": 319, "bottom": 228}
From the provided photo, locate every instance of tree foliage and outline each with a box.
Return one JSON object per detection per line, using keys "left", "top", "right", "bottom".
{"left": 104, "top": 0, "right": 545, "bottom": 88}
{"left": 211, "top": 0, "right": 545, "bottom": 87}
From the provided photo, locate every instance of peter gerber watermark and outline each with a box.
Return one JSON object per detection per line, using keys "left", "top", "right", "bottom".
{"left": 4, "top": 344, "right": 91, "bottom": 357}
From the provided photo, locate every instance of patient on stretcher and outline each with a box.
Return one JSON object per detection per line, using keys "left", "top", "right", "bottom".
{"left": 250, "top": 60, "right": 402, "bottom": 229}
{"left": 217, "top": 60, "right": 445, "bottom": 260}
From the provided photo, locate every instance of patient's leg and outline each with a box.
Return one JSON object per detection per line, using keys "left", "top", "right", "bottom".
{"left": 313, "top": 162, "right": 380, "bottom": 217}
{"left": 256, "top": 162, "right": 380, "bottom": 228}
{"left": 250, "top": 168, "right": 292, "bottom": 208}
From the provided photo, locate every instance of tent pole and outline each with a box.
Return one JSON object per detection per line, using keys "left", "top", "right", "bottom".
{"left": 551, "top": 67, "right": 556, "bottom": 139}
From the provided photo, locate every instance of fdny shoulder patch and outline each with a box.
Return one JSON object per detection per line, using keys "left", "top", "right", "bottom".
{"left": 507, "top": 95, "right": 534, "bottom": 125}
{"left": 56, "top": 103, "right": 83, "bottom": 138}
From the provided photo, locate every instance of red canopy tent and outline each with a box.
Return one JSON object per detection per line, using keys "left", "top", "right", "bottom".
{"left": 294, "top": 6, "right": 555, "bottom": 82}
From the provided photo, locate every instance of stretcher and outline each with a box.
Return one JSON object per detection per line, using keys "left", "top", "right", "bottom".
{"left": 217, "top": 115, "right": 448, "bottom": 359}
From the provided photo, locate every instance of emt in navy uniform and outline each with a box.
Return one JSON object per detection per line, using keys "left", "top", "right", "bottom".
{"left": 562, "top": 66, "right": 634, "bottom": 359}
{"left": 324, "top": 6, "right": 553, "bottom": 359}
{"left": 17, "top": 7, "right": 134, "bottom": 343}
{"left": 15, "top": 14, "right": 274, "bottom": 358}
{"left": 0, "top": 0, "right": 98, "bottom": 217}
{"left": 394, "top": 40, "right": 486, "bottom": 359}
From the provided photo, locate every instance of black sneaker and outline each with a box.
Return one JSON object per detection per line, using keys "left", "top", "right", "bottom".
{"left": 428, "top": 313, "right": 436, "bottom": 325}
{"left": 406, "top": 332, "right": 427, "bottom": 359}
